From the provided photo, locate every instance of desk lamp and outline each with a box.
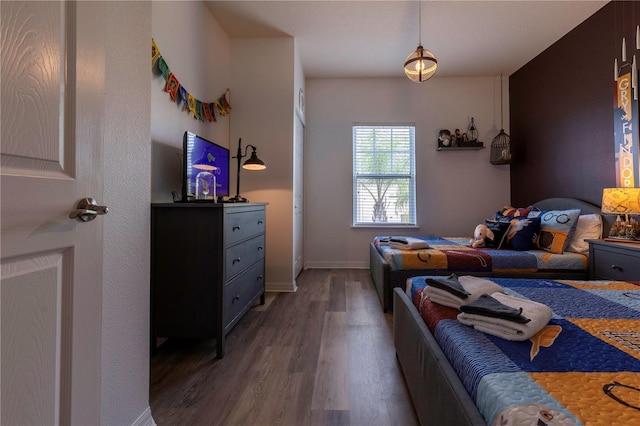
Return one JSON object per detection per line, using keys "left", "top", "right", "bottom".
{"left": 230, "top": 138, "right": 266, "bottom": 203}
{"left": 601, "top": 187, "right": 640, "bottom": 242}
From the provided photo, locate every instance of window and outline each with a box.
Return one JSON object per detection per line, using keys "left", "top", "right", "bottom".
{"left": 353, "top": 125, "right": 416, "bottom": 226}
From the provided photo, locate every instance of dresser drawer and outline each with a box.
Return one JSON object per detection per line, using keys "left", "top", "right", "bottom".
{"left": 225, "top": 235, "right": 265, "bottom": 281}
{"left": 223, "top": 260, "right": 265, "bottom": 331}
{"left": 224, "top": 208, "right": 265, "bottom": 246}
{"left": 592, "top": 247, "right": 640, "bottom": 280}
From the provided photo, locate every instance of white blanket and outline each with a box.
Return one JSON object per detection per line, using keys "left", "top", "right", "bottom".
{"left": 457, "top": 292, "right": 552, "bottom": 341}
{"left": 424, "top": 275, "right": 504, "bottom": 309}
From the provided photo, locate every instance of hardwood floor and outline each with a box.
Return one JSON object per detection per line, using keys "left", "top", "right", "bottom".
{"left": 149, "top": 269, "right": 419, "bottom": 426}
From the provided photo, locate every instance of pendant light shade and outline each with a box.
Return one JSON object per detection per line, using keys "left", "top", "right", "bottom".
{"left": 404, "top": 46, "right": 438, "bottom": 82}
{"left": 404, "top": 1, "right": 437, "bottom": 83}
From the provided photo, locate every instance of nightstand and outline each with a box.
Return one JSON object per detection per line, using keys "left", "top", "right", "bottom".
{"left": 587, "top": 239, "right": 640, "bottom": 280}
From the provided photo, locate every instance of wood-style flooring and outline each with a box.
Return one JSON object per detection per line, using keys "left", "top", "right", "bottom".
{"left": 149, "top": 268, "right": 419, "bottom": 426}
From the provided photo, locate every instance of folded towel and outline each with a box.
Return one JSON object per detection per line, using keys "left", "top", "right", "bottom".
{"left": 424, "top": 275, "right": 504, "bottom": 309}
{"left": 378, "top": 237, "right": 430, "bottom": 250}
{"left": 457, "top": 292, "right": 552, "bottom": 341}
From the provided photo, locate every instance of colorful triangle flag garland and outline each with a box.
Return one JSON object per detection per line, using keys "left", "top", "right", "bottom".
{"left": 179, "top": 86, "right": 189, "bottom": 111}
{"left": 187, "top": 93, "right": 197, "bottom": 117}
{"left": 151, "top": 38, "right": 229, "bottom": 122}
{"left": 165, "top": 73, "right": 180, "bottom": 102}
{"left": 157, "top": 57, "right": 170, "bottom": 80}
{"left": 152, "top": 39, "right": 161, "bottom": 67}
{"left": 202, "top": 102, "right": 213, "bottom": 122}
{"left": 215, "top": 91, "right": 232, "bottom": 116}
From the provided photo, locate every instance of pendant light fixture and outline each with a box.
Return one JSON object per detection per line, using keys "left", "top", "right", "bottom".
{"left": 404, "top": 1, "right": 438, "bottom": 82}
{"left": 490, "top": 74, "right": 512, "bottom": 165}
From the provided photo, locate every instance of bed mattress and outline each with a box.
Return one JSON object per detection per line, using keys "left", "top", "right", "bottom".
{"left": 407, "top": 276, "right": 640, "bottom": 425}
{"left": 376, "top": 236, "right": 588, "bottom": 273}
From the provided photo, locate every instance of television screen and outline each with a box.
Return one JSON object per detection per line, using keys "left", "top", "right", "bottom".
{"left": 182, "top": 131, "right": 230, "bottom": 201}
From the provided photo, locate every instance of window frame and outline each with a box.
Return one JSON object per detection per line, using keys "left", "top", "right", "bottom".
{"left": 352, "top": 124, "right": 417, "bottom": 227}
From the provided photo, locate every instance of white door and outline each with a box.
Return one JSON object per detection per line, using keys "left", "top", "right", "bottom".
{"left": 293, "top": 114, "right": 304, "bottom": 278}
{"left": 1, "top": 1, "right": 105, "bottom": 424}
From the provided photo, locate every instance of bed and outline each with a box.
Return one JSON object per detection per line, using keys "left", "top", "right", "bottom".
{"left": 371, "top": 198, "right": 614, "bottom": 311}
{"left": 394, "top": 276, "right": 640, "bottom": 426}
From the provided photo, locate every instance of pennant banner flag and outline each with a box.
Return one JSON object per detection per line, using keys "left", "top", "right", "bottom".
{"left": 152, "top": 38, "right": 230, "bottom": 122}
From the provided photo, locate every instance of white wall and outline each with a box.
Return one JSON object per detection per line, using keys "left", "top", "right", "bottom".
{"left": 103, "top": 2, "right": 153, "bottom": 425}
{"left": 294, "top": 41, "right": 306, "bottom": 124}
{"left": 230, "top": 37, "right": 297, "bottom": 291}
{"left": 304, "top": 77, "right": 511, "bottom": 268}
{"left": 151, "top": 1, "right": 231, "bottom": 203}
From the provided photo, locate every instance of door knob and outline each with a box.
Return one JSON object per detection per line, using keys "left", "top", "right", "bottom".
{"left": 69, "top": 198, "right": 109, "bottom": 222}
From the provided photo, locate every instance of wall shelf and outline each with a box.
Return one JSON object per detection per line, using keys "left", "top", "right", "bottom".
{"left": 436, "top": 146, "right": 485, "bottom": 151}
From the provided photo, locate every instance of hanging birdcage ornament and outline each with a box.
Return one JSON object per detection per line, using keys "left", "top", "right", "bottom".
{"left": 490, "top": 74, "right": 512, "bottom": 165}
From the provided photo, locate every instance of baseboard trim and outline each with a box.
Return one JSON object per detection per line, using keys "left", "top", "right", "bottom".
{"left": 266, "top": 281, "right": 298, "bottom": 292}
{"left": 303, "top": 261, "right": 369, "bottom": 269}
{"left": 131, "top": 407, "right": 156, "bottom": 426}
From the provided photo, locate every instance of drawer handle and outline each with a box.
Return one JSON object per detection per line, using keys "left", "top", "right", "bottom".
{"left": 257, "top": 275, "right": 263, "bottom": 281}
{"left": 611, "top": 264, "right": 624, "bottom": 272}
{"left": 233, "top": 258, "right": 241, "bottom": 265}
{"left": 233, "top": 226, "right": 241, "bottom": 231}
{"left": 258, "top": 246, "right": 264, "bottom": 251}
{"left": 232, "top": 295, "right": 240, "bottom": 303}
{"left": 258, "top": 220, "right": 264, "bottom": 224}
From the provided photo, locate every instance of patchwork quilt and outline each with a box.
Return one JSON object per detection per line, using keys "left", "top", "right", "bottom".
{"left": 408, "top": 276, "right": 640, "bottom": 426}
{"left": 375, "top": 236, "right": 588, "bottom": 272}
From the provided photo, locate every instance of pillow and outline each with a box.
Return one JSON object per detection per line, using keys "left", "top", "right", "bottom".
{"left": 500, "top": 205, "right": 534, "bottom": 218}
{"left": 533, "top": 209, "right": 581, "bottom": 254}
{"left": 565, "top": 214, "right": 603, "bottom": 254}
{"left": 506, "top": 217, "right": 541, "bottom": 251}
{"left": 483, "top": 220, "right": 511, "bottom": 248}
{"left": 492, "top": 205, "right": 534, "bottom": 222}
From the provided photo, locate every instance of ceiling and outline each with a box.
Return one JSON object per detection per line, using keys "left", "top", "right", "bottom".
{"left": 205, "top": 0, "right": 608, "bottom": 79}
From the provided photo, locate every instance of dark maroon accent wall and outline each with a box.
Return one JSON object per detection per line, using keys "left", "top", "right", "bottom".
{"left": 510, "top": 1, "right": 639, "bottom": 207}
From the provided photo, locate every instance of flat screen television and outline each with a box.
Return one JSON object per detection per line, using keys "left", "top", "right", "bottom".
{"left": 182, "top": 131, "right": 230, "bottom": 202}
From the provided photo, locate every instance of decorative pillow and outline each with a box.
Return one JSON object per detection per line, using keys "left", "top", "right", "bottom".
{"left": 506, "top": 217, "right": 541, "bottom": 251}
{"left": 534, "top": 209, "right": 581, "bottom": 254}
{"left": 492, "top": 205, "right": 534, "bottom": 222}
{"left": 527, "top": 206, "right": 541, "bottom": 217}
{"left": 565, "top": 214, "right": 603, "bottom": 254}
{"left": 500, "top": 205, "right": 534, "bottom": 218}
{"left": 483, "top": 220, "right": 511, "bottom": 248}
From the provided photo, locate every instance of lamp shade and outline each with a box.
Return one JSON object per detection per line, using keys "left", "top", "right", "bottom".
{"left": 242, "top": 148, "right": 266, "bottom": 170}
{"left": 404, "top": 45, "right": 438, "bottom": 82}
{"left": 601, "top": 187, "right": 640, "bottom": 214}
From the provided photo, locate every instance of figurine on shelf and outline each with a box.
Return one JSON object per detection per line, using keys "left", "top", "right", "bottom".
{"left": 452, "top": 129, "right": 461, "bottom": 146}
{"left": 438, "top": 129, "right": 451, "bottom": 147}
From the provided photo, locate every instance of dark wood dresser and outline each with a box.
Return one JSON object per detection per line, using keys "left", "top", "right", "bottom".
{"left": 587, "top": 239, "right": 640, "bottom": 281}
{"left": 151, "top": 202, "right": 266, "bottom": 358}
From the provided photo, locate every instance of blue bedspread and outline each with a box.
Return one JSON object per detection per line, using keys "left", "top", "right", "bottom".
{"left": 408, "top": 276, "right": 640, "bottom": 425}
{"left": 375, "top": 236, "right": 588, "bottom": 273}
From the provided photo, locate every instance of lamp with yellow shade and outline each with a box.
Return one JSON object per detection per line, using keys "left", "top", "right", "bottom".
{"left": 601, "top": 187, "right": 640, "bottom": 243}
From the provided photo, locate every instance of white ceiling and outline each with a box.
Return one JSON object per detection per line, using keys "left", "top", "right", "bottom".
{"left": 205, "top": 0, "right": 608, "bottom": 79}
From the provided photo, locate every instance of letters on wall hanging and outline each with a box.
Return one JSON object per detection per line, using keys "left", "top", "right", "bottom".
{"left": 613, "top": 26, "right": 640, "bottom": 187}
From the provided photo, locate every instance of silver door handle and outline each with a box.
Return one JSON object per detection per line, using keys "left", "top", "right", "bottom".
{"left": 69, "top": 198, "right": 109, "bottom": 222}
